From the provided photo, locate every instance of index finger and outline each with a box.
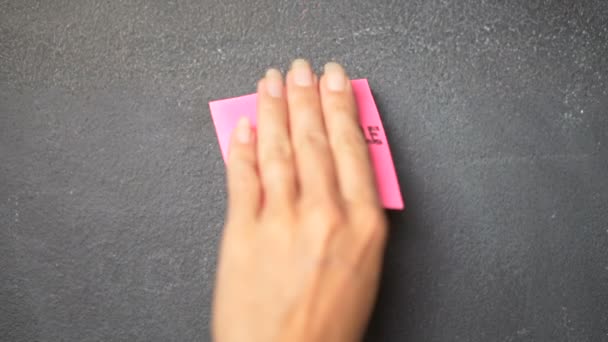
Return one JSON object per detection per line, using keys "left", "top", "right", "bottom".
{"left": 319, "top": 62, "right": 379, "bottom": 207}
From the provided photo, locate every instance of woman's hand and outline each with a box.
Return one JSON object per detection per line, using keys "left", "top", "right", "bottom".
{"left": 213, "top": 60, "right": 387, "bottom": 342}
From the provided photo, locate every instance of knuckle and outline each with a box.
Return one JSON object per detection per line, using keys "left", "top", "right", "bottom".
{"left": 331, "top": 128, "right": 366, "bottom": 153}
{"left": 260, "top": 138, "right": 293, "bottom": 165}
{"left": 263, "top": 161, "right": 292, "bottom": 183}
{"left": 327, "top": 100, "right": 353, "bottom": 116}
{"left": 355, "top": 207, "right": 387, "bottom": 243}
{"left": 228, "top": 156, "right": 256, "bottom": 179}
{"left": 292, "top": 91, "right": 317, "bottom": 106}
{"left": 260, "top": 139, "right": 295, "bottom": 184}
{"left": 308, "top": 203, "right": 345, "bottom": 235}
{"left": 297, "top": 130, "right": 328, "bottom": 151}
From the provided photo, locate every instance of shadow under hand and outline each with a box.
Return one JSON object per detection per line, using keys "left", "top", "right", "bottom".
{"left": 363, "top": 90, "right": 433, "bottom": 342}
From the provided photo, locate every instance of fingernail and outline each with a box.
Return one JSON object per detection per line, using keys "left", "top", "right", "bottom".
{"left": 291, "top": 59, "right": 313, "bottom": 86}
{"left": 236, "top": 117, "right": 251, "bottom": 144}
{"left": 265, "top": 68, "right": 283, "bottom": 98}
{"left": 324, "top": 62, "right": 346, "bottom": 91}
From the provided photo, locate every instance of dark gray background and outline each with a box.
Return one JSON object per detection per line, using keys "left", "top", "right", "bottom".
{"left": 1, "top": 1, "right": 607, "bottom": 341}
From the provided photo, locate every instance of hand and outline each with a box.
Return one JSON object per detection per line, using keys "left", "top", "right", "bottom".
{"left": 212, "top": 60, "right": 387, "bottom": 342}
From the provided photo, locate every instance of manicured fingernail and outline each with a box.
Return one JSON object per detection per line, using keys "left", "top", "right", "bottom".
{"left": 236, "top": 117, "right": 251, "bottom": 143}
{"left": 291, "top": 59, "right": 313, "bottom": 86}
{"left": 265, "top": 68, "right": 283, "bottom": 98}
{"left": 324, "top": 62, "right": 346, "bottom": 91}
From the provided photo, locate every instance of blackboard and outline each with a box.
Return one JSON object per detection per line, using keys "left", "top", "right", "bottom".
{"left": 1, "top": 1, "right": 607, "bottom": 341}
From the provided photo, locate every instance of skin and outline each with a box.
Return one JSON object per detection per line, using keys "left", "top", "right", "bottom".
{"left": 212, "top": 60, "right": 388, "bottom": 342}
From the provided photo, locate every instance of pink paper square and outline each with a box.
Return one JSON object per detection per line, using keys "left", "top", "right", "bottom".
{"left": 209, "top": 79, "right": 403, "bottom": 210}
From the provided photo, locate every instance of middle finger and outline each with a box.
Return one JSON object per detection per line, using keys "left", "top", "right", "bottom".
{"left": 286, "top": 59, "right": 339, "bottom": 205}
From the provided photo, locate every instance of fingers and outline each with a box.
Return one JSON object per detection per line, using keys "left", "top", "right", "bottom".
{"left": 319, "top": 62, "right": 379, "bottom": 207}
{"left": 254, "top": 61, "right": 378, "bottom": 216}
{"left": 227, "top": 117, "right": 261, "bottom": 220}
{"left": 286, "top": 59, "right": 339, "bottom": 206}
{"left": 256, "top": 69, "right": 297, "bottom": 209}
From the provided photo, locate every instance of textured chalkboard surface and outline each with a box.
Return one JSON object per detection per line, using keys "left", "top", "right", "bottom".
{"left": 1, "top": 1, "right": 607, "bottom": 341}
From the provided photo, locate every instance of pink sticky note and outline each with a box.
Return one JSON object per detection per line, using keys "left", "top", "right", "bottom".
{"left": 209, "top": 79, "right": 404, "bottom": 210}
